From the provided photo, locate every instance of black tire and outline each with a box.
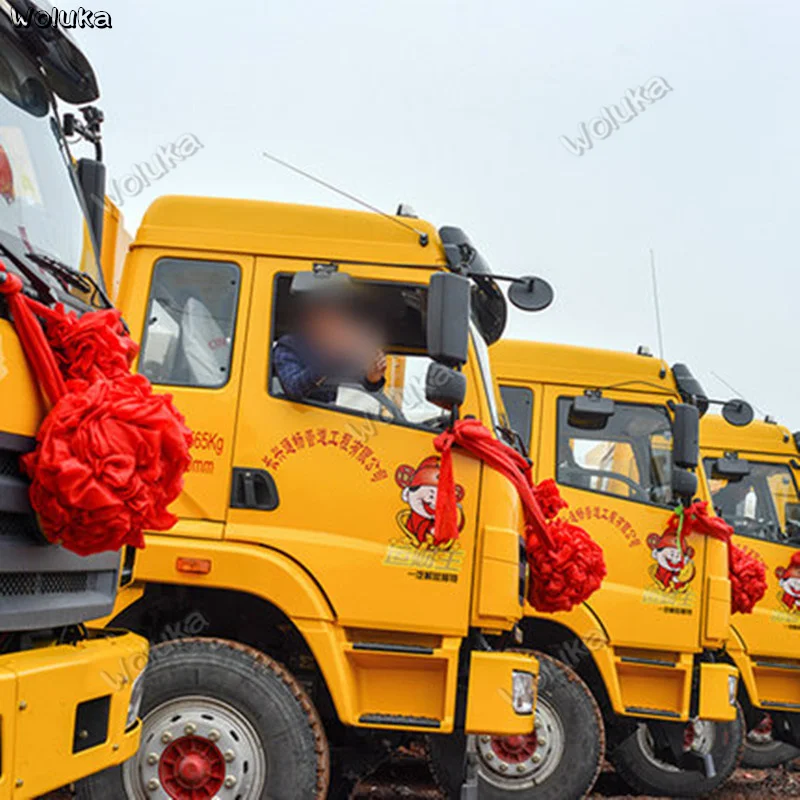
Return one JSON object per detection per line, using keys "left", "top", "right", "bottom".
{"left": 741, "top": 719, "right": 800, "bottom": 768}
{"left": 75, "top": 637, "right": 329, "bottom": 800}
{"left": 428, "top": 652, "right": 604, "bottom": 799}
{"left": 609, "top": 704, "right": 745, "bottom": 798}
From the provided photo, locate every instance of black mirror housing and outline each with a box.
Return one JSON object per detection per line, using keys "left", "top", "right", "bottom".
{"left": 672, "top": 467, "right": 698, "bottom": 502}
{"left": 712, "top": 456, "right": 751, "bottom": 481}
{"left": 77, "top": 158, "right": 106, "bottom": 253}
{"left": 673, "top": 403, "right": 700, "bottom": 469}
{"left": 425, "top": 362, "right": 466, "bottom": 411}
{"left": 568, "top": 395, "right": 615, "bottom": 430}
{"left": 427, "top": 272, "right": 470, "bottom": 367}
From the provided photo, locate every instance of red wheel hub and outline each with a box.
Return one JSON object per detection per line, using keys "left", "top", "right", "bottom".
{"left": 754, "top": 714, "right": 773, "bottom": 735}
{"left": 158, "top": 736, "right": 225, "bottom": 799}
{"left": 491, "top": 734, "right": 538, "bottom": 764}
{"left": 683, "top": 724, "right": 696, "bottom": 752}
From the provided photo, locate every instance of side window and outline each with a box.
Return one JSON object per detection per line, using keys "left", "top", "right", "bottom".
{"left": 556, "top": 397, "right": 673, "bottom": 506}
{"left": 139, "top": 258, "right": 240, "bottom": 388}
{"left": 269, "top": 274, "right": 450, "bottom": 431}
{"left": 500, "top": 385, "right": 533, "bottom": 451}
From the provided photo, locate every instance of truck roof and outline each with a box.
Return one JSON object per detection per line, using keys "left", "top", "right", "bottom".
{"left": 135, "top": 195, "right": 446, "bottom": 268}
{"left": 700, "top": 414, "right": 797, "bottom": 458}
{"left": 491, "top": 338, "right": 676, "bottom": 396}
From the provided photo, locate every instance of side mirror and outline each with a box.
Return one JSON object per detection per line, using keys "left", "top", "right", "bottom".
{"left": 427, "top": 272, "right": 470, "bottom": 367}
{"left": 672, "top": 467, "right": 698, "bottom": 502}
{"left": 568, "top": 395, "right": 615, "bottom": 430}
{"left": 711, "top": 456, "right": 751, "bottom": 481}
{"left": 425, "top": 362, "right": 466, "bottom": 411}
{"left": 722, "top": 399, "right": 754, "bottom": 427}
{"left": 508, "top": 276, "right": 555, "bottom": 312}
{"left": 77, "top": 158, "right": 106, "bottom": 252}
{"left": 672, "top": 404, "right": 699, "bottom": 469}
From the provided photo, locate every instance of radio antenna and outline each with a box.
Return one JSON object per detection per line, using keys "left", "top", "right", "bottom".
{"left": 649, "top": 248, "right": 665, "bottom": 361}
{"left": 710, "top": 372, "right": 766, "bottom": 417}
{"left": 261, "top": 151, "right": 429, "bottom": 246}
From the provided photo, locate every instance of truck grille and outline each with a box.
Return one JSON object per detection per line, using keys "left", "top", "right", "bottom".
{"left": 0, "top": 432, "right": 120, "bottom": 632}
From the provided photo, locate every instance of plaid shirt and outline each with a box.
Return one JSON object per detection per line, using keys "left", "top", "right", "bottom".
{"left": 273, "top": 334, "right": 384, "bottom": 402}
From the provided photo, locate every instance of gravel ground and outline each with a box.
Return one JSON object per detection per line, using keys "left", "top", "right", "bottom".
{"left": 39, "top": 760, "right": 800, "bottom": 799}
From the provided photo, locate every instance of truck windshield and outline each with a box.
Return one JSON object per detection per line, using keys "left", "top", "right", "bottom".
{"left": 705, "top": 459, "right": 800, "bottom": 543}
{"left": 0, "top": 30, "right": 99, "bottom": 303}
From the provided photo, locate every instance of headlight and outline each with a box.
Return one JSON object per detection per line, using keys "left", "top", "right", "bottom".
{"left": 728, "top": 674, "right": 738, "bottom": 706}
{"left": 512, "top": 670, "right": 535, "bottom": 715}
{"left": 126, "top": 669, "right": 146, "bottom": 729}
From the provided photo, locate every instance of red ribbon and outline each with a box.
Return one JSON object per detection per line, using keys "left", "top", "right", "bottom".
{"left": 667, "top": 500, "right": 767, "bottom": 614}
{"left": 434, "top": 417, "right": 606, "bottom": 612}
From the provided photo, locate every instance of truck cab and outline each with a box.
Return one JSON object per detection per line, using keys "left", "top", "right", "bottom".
{"left": 84, "top": 196, "right": 541, "bottom": 799}
{"left": 0, "top": 4, "right": 147, "bottom": 797}
{"left": 701, "top": 414, "right": 800, "bottom": 767}
{"left": 490, "top": 340, "right": 742, "bottom": 798}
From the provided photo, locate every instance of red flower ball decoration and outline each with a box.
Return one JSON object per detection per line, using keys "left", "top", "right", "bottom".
{"left": 729, "top": 543, "right": 768, "bottom": 615}
{"left": 1, "top": 264, "right": 191, "bottom": 556}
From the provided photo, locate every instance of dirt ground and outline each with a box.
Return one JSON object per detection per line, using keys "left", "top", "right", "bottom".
{"left": 40, "top": 760, "right": 800, "bottom": 799}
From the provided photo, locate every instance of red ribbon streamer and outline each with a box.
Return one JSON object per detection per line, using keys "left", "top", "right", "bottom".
{"left": 434, "top": 417, "right": 606, "bottom": 613}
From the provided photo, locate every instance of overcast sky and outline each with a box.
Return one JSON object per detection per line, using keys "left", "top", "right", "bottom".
{"left": 63, "top": 0, "right": 797, "bottom": 426}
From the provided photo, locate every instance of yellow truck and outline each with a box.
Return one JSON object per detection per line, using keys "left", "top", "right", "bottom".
{"left": 0, "top": 2, "right": 148, "bottom": 798}
{"left": 702, "top": 412, "right": 800, "bottom": 767}
{"left": 488, "top": 340, "right": 742, "bottom": 798}
{"left": 78, "top": 196, "right": 547, "bottom": 799}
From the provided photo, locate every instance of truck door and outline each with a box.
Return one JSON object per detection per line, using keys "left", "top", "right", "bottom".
{"left": 226, "top": 261, "right": 483, "bottom": 635}
{"left": 132, "top": 251, "right": 254, "bottom": 526}
{"left": 508, "top": 384, "right": 707, "bottom": 653}
{"left": 706, "top": 456, "right": 800, "bottom": 665}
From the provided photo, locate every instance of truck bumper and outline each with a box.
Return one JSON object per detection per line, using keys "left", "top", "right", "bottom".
{"left": 466, "top": 651, "right": 539, "bottom": 735}
{"left": 0, "top": 629, "right": 148, "bottom": 800}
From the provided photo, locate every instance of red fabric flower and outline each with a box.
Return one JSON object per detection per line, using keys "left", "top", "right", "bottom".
{"left": 22, "top": 375, "right": 191, "bottom": 555}
{"left": 533, "top": 478, "right": 568, "bottom": 521}
{"left": 1, "top": 263, "right": 191, "bottom": 556}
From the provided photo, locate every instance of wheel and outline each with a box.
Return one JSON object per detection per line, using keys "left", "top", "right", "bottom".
{"left": 609, "top": 705, "right": 745, "bottom": 798}
{"left": 75, "top": 637, "right": 329, "bottom": 800}
{"left": 428, "top": 653, "right": 604, "bottom": 799}
{"left": 741, "top": 714, "right": 800, "bottom": 768}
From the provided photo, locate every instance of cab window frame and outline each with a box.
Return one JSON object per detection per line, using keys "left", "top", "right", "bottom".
{"left": 267, "top": 271, "right": 453, "bottom": 436}
{"left": 137, "top": 255, "right": 242, "bottom": 390}
{"left": 704, "top": 456, "right": 800, "bottom": 546}
{"left": 554, "top": 395, "right": 675, "bottom": 509}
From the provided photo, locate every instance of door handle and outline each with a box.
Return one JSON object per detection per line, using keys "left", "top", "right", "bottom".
{"left": 230, "top": 468, "right": 279, "bottom": 511}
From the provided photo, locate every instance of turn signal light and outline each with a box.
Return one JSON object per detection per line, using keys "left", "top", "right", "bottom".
{"left": 176, "top": 557, "right": 211, "bottom": 575}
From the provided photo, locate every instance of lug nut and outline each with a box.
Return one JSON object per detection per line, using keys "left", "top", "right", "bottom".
{"left": 224, "top": 776, "right": 237, "bottom": 788}
{"left": 147, "top": 753, "right": 159, "bottom": 765}
{"left": 147, "top": 778, "right": 159, "bottom": 791}
{"left": 224, "top": 749, "right": 235, "bottom": 763}
{"left": 538, "top": 737, "right": 548, "bottom": 747}
{"left": 517, "top": 765, "right": 526, "bottom": 773}
{"left": 485, "top": 752, "right": 494, "bottom": 761}
{"left": 499, "top": 764, "right": 508, "bottom": 772}
{"left": 208, "top": 729, "right": 221, "bottom": 742}
{"left": 184, "top": 723, "right": 197, "bottom": 735}
{"left": 532, "top": 753, "right": 542, "bottom": 764}
{"left": 161, "top": 732, "right": 173, "bottom": 744}
{"left": 480, "top": 735, "right": 490, "bottom": 743}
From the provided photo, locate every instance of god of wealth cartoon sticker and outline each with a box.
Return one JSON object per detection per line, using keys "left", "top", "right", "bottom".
{"left": 394, "top": 456, "right": 465, "bottom": 549}
{"left": 0, "top": 145, "right": 14, "bottom": 205}
{"left": 776, "top": 553, "right": 800, "bottom": 613}
{"left": 646, "top": 530, "right": 696, "bottom": 593}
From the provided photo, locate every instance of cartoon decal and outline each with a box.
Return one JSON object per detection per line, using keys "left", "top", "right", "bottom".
{"left": 776, "top": 553, "right": 800, "bottom": 613}
{"left": 395, "top": 456, "right": 464, "bottom": 549}
{"left": 0, "top": 145, "right": 14, "bottom": 204}
{"left": 646, "top": 530, "right": 696, "bottom": 593}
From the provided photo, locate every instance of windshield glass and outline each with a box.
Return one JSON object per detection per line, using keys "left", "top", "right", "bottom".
{"left": 0, "top": 30, "right": 99, "bottom": 301}
{"left": 705, "top": 459, "right": 800, "bottom": 543}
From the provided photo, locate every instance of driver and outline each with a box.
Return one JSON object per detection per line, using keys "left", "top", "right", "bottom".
{"left": 273, "top": 283, "right": 387, "bottom": 403}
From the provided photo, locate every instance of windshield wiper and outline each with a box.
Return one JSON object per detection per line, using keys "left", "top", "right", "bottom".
{"left": 0, "top": 241, "right": 56, "bottom": 304}
{"left": 24, "top": 252, "right": 112, "bottom": 309}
